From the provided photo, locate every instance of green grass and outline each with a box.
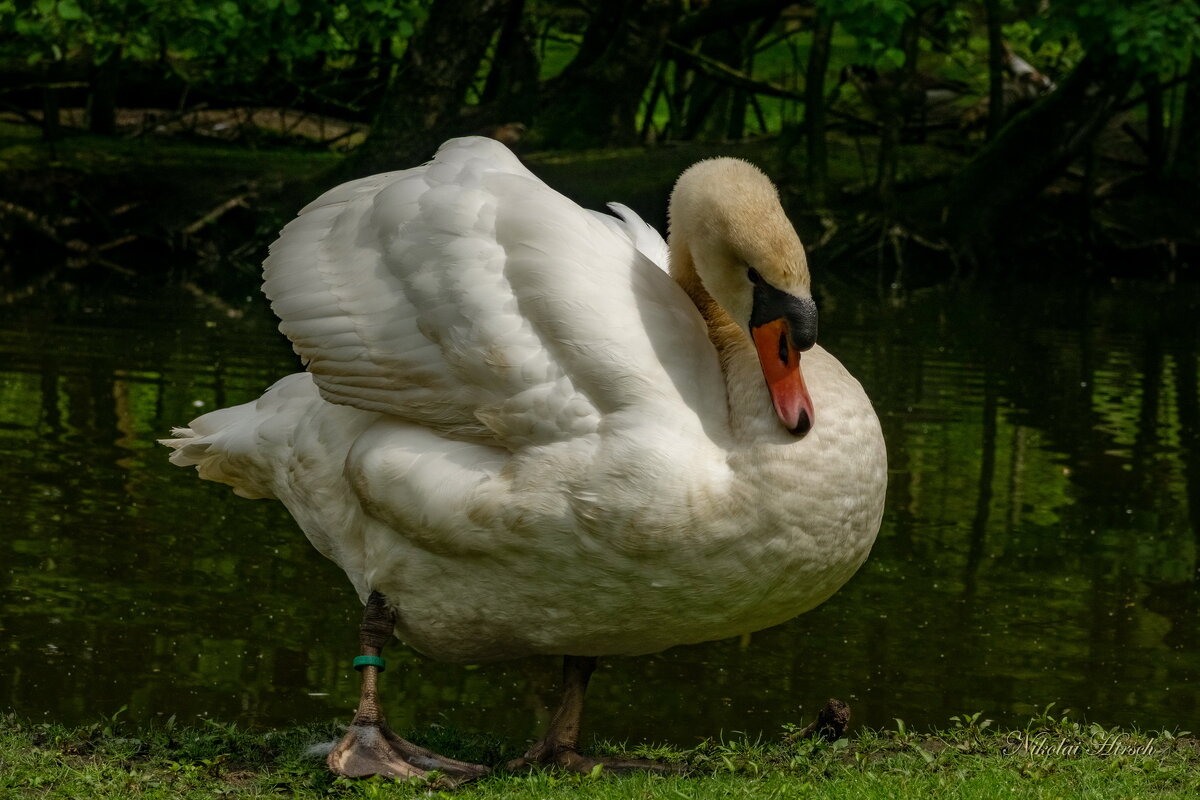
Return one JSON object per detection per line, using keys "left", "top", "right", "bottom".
{"left": 3, "top": 710, "right": 1197, "bottom": 799}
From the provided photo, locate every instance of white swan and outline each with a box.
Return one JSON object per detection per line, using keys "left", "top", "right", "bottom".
{"left": 163, "top": 136, "right": 886, "bottom": 779}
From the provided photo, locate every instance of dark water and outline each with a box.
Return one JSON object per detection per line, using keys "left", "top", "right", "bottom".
{"left": 2, "top": 277, "right": 1198, "bottom": 744}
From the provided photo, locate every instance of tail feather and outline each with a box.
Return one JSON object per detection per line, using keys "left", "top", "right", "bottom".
{"left": 159, "top": 373, "right": 322, "bottom": 499}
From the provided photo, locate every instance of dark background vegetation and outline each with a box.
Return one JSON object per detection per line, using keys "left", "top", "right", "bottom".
{"left": 1, "top": 0, "right": 1198, "bottom": 292}
{"left": 3, "top": 2, "right": 1200, "bottom": 757}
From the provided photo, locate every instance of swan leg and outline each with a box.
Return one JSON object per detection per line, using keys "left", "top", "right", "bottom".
{"left": 506, "top": 655, "right": 671, "bottom": 774}
{"left": 327, "top": 591, "right": 488, "bottom": 784}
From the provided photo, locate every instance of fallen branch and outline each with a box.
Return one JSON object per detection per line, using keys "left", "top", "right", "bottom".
{"left": 0, "top": 200, "right": 63, "bottom": 244}
{"left": 321, "top": 125, "right": 365, "bottom": 148}
{"left": 181, "top": 193, "right": 252, "bottom": 236}
{"left": 1, "top": 201, "right": 136, "bottom": 276}
{"left": 96, "top": 234, "right": 138, "bottom": 253}
{"left": 131, "top": 103, "right": 210, "bottom": 138}
{"left": 181, "top": 280, "right": 245, "bottom": 319}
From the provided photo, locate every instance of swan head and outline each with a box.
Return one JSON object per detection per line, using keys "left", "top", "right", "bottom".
{"left": 668, "top": 157, "right": 816, "bottom": 436}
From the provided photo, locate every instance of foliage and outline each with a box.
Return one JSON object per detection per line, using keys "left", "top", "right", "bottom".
{"left": 0, "top": 0, "right": 427, "bottom": 103}
{"left": 819, "top": 0, "right": 917, "bottom": 70}
{"left": 4, "top": 0, "right": 1197, "bottom": 144}
{"left": 813, "top": 0, "right": 1200, "bottom": 78}
{"left": 1038, "top": 0, "right": 1200, "bottom": 72}
{"left": 1, "top": 0, "right": 1197, "bottom": 261}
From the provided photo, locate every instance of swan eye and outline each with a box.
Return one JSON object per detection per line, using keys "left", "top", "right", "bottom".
{"left": 747, "top": 267, "right": 765, "bottom": 286}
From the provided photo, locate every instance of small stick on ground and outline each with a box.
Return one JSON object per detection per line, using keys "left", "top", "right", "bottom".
{"left": 789, "top": 699, "right": 851, "bottom": 743}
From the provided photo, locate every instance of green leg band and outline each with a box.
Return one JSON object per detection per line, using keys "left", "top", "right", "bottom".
{"left": 353, "top": 655, "right": 386, "bottom": 672}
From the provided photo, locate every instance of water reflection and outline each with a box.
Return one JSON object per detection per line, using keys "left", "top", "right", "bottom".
{"left": 1, "top": 279, "right": 1197, "bottom": 742}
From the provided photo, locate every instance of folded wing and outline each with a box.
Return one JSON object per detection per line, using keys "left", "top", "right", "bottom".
{"left": 262, "top": 137, "right": 723, "bottom": 451}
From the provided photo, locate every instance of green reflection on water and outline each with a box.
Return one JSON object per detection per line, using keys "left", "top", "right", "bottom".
{"left": 1, "top": 280, "right": 1197, "bottom": 742}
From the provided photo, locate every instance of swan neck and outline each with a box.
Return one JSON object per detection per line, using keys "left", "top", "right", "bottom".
{"left": 670, "top": 243, "right": 720, "bottom": 323}
{"left": 670, "top": 239, "right": 776, "bottom": 438}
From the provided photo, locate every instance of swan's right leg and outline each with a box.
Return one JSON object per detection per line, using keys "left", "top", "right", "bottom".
{"left": 505, "top": 656, "right": 672, "bottom": 774}
{"left": 327, "top": 591, "right": 488, "bottom": 785}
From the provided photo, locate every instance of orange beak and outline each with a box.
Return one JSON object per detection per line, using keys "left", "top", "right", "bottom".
{"left": 751, "top": 318, "right": 815, "bottom": 435}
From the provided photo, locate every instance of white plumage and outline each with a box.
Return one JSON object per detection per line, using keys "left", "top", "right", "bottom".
{"left": 164, "top": 137, "right": 885, "bottom": 772}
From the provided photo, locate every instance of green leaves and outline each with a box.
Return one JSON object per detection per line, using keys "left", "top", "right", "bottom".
{"left": 56, "top": 0, "right": 83, "bottom": 20}
{"left": 820, "top": 0, "right": 914, "bottom": 67}
{"left": 1038, "top": 0, "right": 1200, "bottom": 72}
{"left": 880, "top": 47, "right": 907, "bottom": 70}
{"left": 813, "top": 0, "right": 1196, "bottom": 83}
{"left": 0, "top": 0, "right": 429, "bottom": 92}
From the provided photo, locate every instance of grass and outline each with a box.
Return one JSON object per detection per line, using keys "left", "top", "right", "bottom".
{"left": 3, "top": 709, "right": 1197, "bottom": 799}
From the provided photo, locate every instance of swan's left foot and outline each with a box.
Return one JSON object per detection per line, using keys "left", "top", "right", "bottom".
{"left": 328, "top": 591, "right": 488, "bottom": 785}
{"left": 329, "top": 721, "right": 488, "bottom": 783}
{"left": 504, "top": 655, "right": 675, "bottom": 775}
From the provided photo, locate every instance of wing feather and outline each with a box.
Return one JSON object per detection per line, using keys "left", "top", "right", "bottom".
{"left": 263, "top": 136, "right": 723, "bottom": 450}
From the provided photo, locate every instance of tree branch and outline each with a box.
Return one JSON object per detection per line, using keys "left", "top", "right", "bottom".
{"left": 671, "top": 0, "right": 794, "bottom": 42}
{"left": 665, "top": 40, "right": 804, "bottom": 102}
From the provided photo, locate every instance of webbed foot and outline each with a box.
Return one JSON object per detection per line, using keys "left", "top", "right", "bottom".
{"left": 329, "top": 721, "right": 488, "bottom": 783}
{"left": 329, "top": 590, "right": 487, "bottom": 785}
